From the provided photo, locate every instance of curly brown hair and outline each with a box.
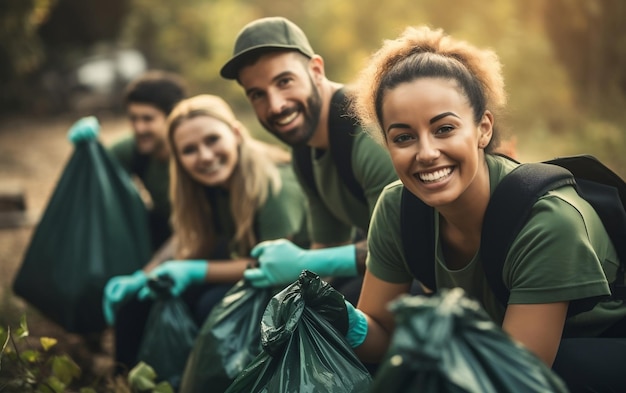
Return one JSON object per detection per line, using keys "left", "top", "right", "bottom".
{"left": 351, "top": 25, "right": 507, "bottom": 152}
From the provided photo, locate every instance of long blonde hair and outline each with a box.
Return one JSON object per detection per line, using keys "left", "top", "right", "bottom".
{"left": 167, "top": 94, "right": 291, "bottom": 259}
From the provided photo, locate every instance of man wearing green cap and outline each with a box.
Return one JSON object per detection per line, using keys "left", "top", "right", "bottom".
{"left": 220, "top": 16, "right": 399, "bottom": 304}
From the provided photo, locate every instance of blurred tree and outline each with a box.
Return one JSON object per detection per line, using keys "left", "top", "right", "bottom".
{"left": 0, "top": 0, "right": 56, "bottom": 112}
{"left": 39, "top": 0, "right": 129, "bottom": 48}
{"left": 542, "top": 0, "right": 626, "bottom": 118}
{"left": 0, "top": 0, "right": 623, "bottom": 174}
{"left": 0, "top": 0, "right": 131, "bottom": 115}
{"left": 534, "top": 0, "right": 626, "bottom": 175}
{"left": 119, "top": 0, "right": 206, "bottom": 72}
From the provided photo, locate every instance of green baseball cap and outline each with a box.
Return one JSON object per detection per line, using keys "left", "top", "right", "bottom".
{"left": 220, "top": 16, "right": 314, "bottom": 80}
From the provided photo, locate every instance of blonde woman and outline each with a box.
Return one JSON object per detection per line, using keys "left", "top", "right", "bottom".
{"left": 105, "top": 94, "right": 308, "bottom": 372}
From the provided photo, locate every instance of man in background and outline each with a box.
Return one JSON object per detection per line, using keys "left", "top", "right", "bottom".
{"left": 107, "top": 70, "right": 187, "bottom": 252}
{"left": 220, "top": 17, "right": 399, "bottom": 304}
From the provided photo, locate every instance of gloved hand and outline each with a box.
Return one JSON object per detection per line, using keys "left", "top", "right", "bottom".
{"left": 244, "top": 239, "right": 358, "bottom": 288}
{"left": 67, "top": 116, "right": 100, "bottom": 144}
{"left": 345, "top": 300, "right": 368, "bottom": 348}
{"left": 137, "top": 260, "right": 208, "bottom": 299}
{"left": 102, "top": 270, "right": 147, "bottom": 325}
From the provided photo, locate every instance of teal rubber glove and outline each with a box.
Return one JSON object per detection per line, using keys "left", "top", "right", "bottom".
{"left": 102, "top": 270, "right": 147, "bottom": 325}
{"left": 138, "top": 260, "right": 208, "bottom": 299}
{"left": 345, "top": 300, "right": 368, "bottom": 348}
{"left": 67, "top": 116, "right": 100, "bottom": 144}
{"left": 244, "top": 239, "right": 358, "bottom": 288}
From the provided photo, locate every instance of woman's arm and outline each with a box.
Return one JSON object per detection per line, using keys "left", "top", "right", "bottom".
{"left": 354, "top": 270, "right": 412, "bottom": 363}
{"left": 201, "top": 258, "right": 254, "bottom": 283}
{"left": 502, "top": 302, "right": 568, "bottom": 366}
{"left": 142, "top": 236, "right": 176, "bottom": 272}
{"left": 142, "top": 237, "right": 253, "bottom": 283}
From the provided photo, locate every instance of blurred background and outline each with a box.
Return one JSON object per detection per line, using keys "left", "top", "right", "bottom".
{"left": 2, "top": 0, "right": 626, "bottom": 172}
{"left": 0, "top": 0, "right": 625, "bottom": 387}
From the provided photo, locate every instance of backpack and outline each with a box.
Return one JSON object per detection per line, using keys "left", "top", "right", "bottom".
{"left": 292, "top": 88, "right": 366, "bottom": 204}
{"left": 401, "top": 154, "right": 626, "bottom": 316}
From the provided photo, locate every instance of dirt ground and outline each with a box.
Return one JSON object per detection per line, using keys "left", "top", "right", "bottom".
{"left": 0, "top": 113, "right": 131, "bottom": 389}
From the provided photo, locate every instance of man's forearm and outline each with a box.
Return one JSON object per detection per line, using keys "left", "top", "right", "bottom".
{"left": 309, "top": 238, "right": 368, "bottom": 276}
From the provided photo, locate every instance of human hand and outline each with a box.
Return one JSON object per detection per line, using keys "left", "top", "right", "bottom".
{"left": 67, "top": 116, "right": 100, "bottom": 144}
{"left": 244, "top": 239, "right": 357, "bottom": 288}
{"left": 244, "top": 239, "right": 309, "bottom": 288}
{"left": 345, "top": 300, "right": 368, "bottom": 348}
{"left": 102, "top": 270, "right": 147, "bottom": 325}
{"left": 137, "top": 260, "right": 208, "bottom": 299}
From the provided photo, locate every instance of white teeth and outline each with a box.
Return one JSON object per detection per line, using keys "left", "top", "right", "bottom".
{"left": 199, "top": 163, "right": 222, "bottom": 174}
{"left": 275, "top": 111, "right": 298, "bottom": 125}
{"left": 418, "top": 167, "right": 452, "bottom": 183}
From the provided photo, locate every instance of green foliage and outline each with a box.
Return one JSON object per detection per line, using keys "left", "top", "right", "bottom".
{"left": 0, "top": 0, "right": 56, "bottom": 78}
{"left": 0, "top": 312, "right": 175, "bottom": 393}
{"left": 0, "top": 315, "right": 91, "bottom": 392}
{"left": 127, "top": 362, "right": 173, "bottom": 393}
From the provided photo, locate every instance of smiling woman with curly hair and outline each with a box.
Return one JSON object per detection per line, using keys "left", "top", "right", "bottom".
{"left": 345, "top": 25, "right": 626, "bottom": 392}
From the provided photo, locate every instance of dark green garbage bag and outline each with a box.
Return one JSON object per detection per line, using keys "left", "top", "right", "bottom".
{"left": 224, "top": 270, "right": 372, "bottom": 393}
{"left": 179, "top": 279, "right": 274, "bottom": 393}
{"left": 368, "top": 287, "right": 569, "bottom": 393}
{"left": 12, "top": 117, "right": 151, "bottom": 334}
{"left": 136, "top": 276, "right": 199, "bottom": 390}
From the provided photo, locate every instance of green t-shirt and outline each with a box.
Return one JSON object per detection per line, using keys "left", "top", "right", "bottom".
{"left": 207, "top": 164, "right": 309, "bottom": 258}
{"left": 368, "top": 154, "right": 626, "bottom": 336}
{"left": 296, "top": 128, "right": 398, "bottom": 244}
{"left": 107, "top": 134, "right": 171, "bottom": 248}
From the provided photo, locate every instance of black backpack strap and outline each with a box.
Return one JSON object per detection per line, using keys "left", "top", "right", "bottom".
{"left": 328, "top": 89, "right": 366, "bottom": 204}
{"left": 481, "top": 163, "right": 576, "bottom": 307}
{"left": 292, "top": 144, "right": 316, "bottom": 196}
{"left": 575, "top": 178, "right": 626, "bottom": 298}
{"left": 291, "top": 88, "right": 366, "bottom": 204}
{"left": 400, "top": 187, "right": 437, "bottom": 291}
{"left": 545, "top": 156, "right": 626, "bottom": 298}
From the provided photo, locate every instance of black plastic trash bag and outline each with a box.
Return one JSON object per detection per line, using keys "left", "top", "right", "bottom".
{"left": 12, "top": 121, "right": 151, "bottom": 334}
{"left": 136, "top": 276, "right": 199, "bottom": 390}
{"left": 368, "top": 287, "right": 569, "bottom": 393}
{"left": 224, "top": 270, "right": 372, "bottom": 393}
{"left": 179, "top": 279, "right": 274, "bottom": 393}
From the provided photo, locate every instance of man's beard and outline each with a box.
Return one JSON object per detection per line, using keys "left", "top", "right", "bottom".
{"left": 261, "top": 80, "right": 322, "bottom": 147}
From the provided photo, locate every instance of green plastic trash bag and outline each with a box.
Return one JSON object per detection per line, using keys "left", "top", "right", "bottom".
{"left": 224, "top": 270, "right": 372, "bottom": 393}
{"left": 12, "top": 118, "right": 151, "bottom": 334}
{"left": 368, "top": 288, "right": 569, "bottom": 393}
{"left": 179, "top": 279, "right": 274, "bottom": 393}
{"left": 136, "top": 276, "right": 199, "bottom": 390}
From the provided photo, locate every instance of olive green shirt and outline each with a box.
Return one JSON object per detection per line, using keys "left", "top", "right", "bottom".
{"left": 208, "top": 164, "right": 309, "bottom": 258}
{"left": 368, "top": 154, "right": 626, "bottom": 336}
{"left": 296, "top": 129, "right": 398, "bottom": 244}
{"left": 107, "top": 134, "right": 171, "bottom": 249}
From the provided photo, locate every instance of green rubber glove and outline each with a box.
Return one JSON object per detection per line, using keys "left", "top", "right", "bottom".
{"left": 102, "top": 270, "right": 147, "bottom": 326}
{"left": 345, "top": 300, "right": 368, "bottom": 348}
{"left": 67, "top": 116, "right": 100, "bottom": 144}
{"left": 244, "top": 239, "right": 358, "bottom": 288}
{"left": 137, "top": 260, "right": 208, "bottom": 299}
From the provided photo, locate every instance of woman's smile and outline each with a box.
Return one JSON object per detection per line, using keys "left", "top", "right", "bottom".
{"left": 416, "top": 166, "right": 454, "bottom": 183}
